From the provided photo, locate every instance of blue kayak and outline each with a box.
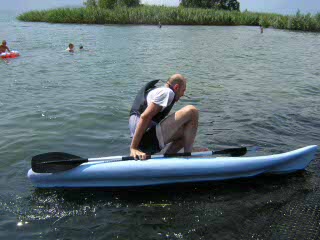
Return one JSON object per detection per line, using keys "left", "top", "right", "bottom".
{"left": 28, "top": 145, "right": 318, "bottom": 188}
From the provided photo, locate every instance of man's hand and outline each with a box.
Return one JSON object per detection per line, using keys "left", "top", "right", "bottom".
{"left": 130, "top": 148, "right": 148, "bottom": 160}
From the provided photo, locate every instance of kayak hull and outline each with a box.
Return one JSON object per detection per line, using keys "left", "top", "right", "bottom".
{"left": 28, "top": 145, "right": 318, "bottom": 188}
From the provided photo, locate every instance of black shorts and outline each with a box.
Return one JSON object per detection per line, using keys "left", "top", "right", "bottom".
{"left": 139, "top": 125, "right": 161, "bottom": 154}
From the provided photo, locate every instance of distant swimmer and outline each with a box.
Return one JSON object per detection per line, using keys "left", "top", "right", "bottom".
{"left": 260, "top": 25, "right": 264, "bottom": 34}
{"left": 0, "top": 40, "right": 10, "bottom": 53}
{"left": 79, "top": 45, "right": 83, "bottom": 50}
{"left": 66, "top": 43, "right": 74, "bottom": 52}
{"left": 158, "top": 21, "right": 162, "bottom": 28}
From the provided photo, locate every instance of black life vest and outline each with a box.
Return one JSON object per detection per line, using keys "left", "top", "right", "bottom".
{"left": 129, "top": 79, "right": 175, "bottom": 123}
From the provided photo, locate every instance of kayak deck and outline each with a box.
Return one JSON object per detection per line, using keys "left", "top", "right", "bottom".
{"left": 28, "top": 145, "right": 318, "bottom": 188}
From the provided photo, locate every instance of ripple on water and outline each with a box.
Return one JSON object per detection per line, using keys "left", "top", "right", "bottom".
{"left": 1, "top": 19, "right": 320, "bottom": 240}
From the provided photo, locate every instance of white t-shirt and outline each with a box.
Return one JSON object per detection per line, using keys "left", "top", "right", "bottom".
{"left": 146, "top": 87, "right": 175, "bottom": 111}
{"left": 129, "top": 87, "right": 175, "bottom": 145}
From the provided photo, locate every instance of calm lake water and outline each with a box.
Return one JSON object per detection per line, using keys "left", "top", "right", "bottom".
{"left": 0, "top": 10, "right": 319, "bottom": 239}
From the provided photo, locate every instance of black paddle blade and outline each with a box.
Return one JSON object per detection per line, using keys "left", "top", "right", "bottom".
{"left": 214, "top": 147, "right": 247, "bottom": 157}
{"left": 32, "top": 152, "right": 87, "bottom": 173}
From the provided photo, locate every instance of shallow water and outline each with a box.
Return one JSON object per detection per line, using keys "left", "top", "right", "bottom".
{"left": 0, "top": 10, "right": 319, "bottom": 239}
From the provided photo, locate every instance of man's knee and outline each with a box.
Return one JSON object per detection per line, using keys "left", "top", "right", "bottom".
{"left": 183, "top": 105, "right": 199, "bottom": 120}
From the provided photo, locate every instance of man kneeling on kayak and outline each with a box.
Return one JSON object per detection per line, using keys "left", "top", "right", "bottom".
{"left": 129, "top": 74, "right": 199, "bottom": 160}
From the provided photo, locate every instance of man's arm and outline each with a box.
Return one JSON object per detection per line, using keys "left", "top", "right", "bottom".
{"left": 6, "top": 46, "right": 10, "bottom": 52}
{"left": 130, "top": 102, "right": 162, "bottom": 160}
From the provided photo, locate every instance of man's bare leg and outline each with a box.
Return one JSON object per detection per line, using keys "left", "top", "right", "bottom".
{"left": 159, "top": 105, "right": 199, "bottom": 153}
{"left": 163, "top": 135, "right": 184, "bottom": 154}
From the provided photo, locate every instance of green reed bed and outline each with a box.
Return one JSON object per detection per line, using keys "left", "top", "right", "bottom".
{"left": 17, "top": 6, "right": 320, "bottom": 32}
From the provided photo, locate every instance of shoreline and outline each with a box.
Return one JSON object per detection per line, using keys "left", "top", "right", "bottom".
{"left": 17, "top": 6, "right": 320, "bottom": 32}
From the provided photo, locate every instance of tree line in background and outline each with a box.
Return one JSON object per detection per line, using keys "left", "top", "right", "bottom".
{"left": 85, "top": 0, "right": 240, "bottom": 11}
{"left": 85, "top": 0, "right": 140, "bottom": 9}
{"left": 180, "top": 0, "right": 239, "bottom": 11}
{"left": 18, "top": 1, "right": 320, "bottom": 32}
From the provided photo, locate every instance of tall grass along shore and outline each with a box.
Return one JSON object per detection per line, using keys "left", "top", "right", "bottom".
{"left": 17, "top": 5, "right": 320, "bottom": 32}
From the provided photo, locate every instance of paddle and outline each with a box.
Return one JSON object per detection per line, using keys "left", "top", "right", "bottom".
{"left": 31, "top": 147, "right": 247, "bottom": 173}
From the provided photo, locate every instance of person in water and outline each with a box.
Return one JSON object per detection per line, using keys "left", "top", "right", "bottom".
{"left": 0, "top": 40, "right": 10, "bottom": 53}
{"left": 79, "top": 45, "right": 83, "bottom": 50}
{"left": 260, "top": 25, "right": 264, "bottom": 34}
{"left": 66, "top": 43, "right": 74, "bottom": 52}
{"left": 129, "top": 74, "right": 199, "bottom": 160}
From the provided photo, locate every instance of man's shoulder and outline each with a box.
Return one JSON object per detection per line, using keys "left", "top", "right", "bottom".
{"left": 148, "top": 87, "right": 173, "bottom": 100}
{"left": 148, "top": 87, "right": 175, "bottom": 106}
{"left": 150, "top": 87, "right": 173, "bottom": 95}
